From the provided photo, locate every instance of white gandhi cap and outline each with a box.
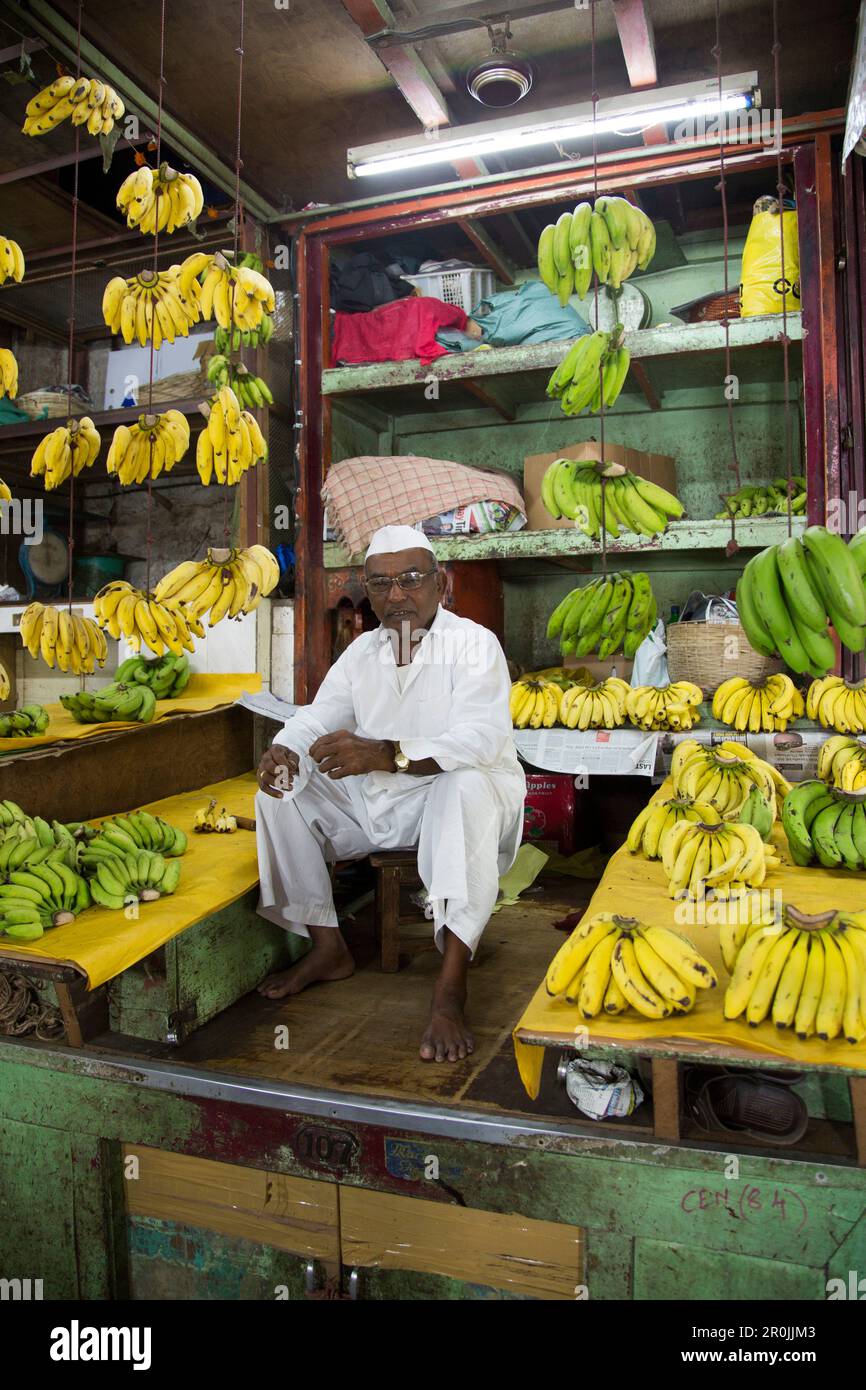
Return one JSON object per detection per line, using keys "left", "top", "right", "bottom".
{"left": 365, "top": 525, "right": 435, "bottom": 560}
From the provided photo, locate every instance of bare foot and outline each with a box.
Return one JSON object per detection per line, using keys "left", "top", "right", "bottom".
{"left": 258, "top": 932, "right": 355, "bottom": 1000}
{"left": 420, "top": 986, "right": 474, "bottom": 1063}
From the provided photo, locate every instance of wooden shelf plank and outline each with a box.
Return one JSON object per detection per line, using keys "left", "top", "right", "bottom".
{"left": 323, "top": 516, "right": 806, "bottom": 566}
{"left": 322, "top": 313, "right": 804, "bottom": 398}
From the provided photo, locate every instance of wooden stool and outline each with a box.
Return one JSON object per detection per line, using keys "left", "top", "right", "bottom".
{"left": 369, "top": 849, "right": 427, "bottom": 972}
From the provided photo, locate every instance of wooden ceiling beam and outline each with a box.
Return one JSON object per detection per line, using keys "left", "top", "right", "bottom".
{"left": 457, "top": 217, "right": 516, "bottom": 284}
{"left": 611, "top": 0, "right": 658, "bottom": 89}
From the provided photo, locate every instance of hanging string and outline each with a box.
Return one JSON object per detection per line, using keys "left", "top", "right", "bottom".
{"left": 144, "top": 0, "right": 167, "bottom": 596}
{"left": 590, "top": 0, "right": 607, "bottom": 574}
{"left": 772, "top": 0, "right": 794, "bottom": 537}
{"left": 713, "top": 0, "right": 741, "bottom": 495}
{"left": 225, "top": 0, "right": 246, "bottom": 545}
{"left": 64, "top": 1, "right": 84, "bottom": 614}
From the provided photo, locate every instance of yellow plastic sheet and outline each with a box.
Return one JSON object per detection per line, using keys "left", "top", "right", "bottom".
{"left": 0, "top": 772, "right": 260, "bottom": 988}
{"left": 0, "top": 674, "right": 262, "bottom": 753}
{"left": 513, "top": 779, "right": 866, "bottom": 1097}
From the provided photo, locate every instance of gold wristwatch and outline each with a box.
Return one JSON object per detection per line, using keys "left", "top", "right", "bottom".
{"left": 393, "top": 741, "right": 410, "bottom": 772}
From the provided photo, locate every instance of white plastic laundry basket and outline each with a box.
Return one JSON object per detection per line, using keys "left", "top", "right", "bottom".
{"left": 403, "top": 267, "right": 494, "bottom": 315}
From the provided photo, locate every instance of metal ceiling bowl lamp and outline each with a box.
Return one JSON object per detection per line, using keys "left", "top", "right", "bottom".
{"left": 466, "top": 22, "right": 534, "bottom": 108}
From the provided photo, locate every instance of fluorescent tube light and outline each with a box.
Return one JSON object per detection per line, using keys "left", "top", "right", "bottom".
{"left": 348, "top": 74, "right": 759, "bottom": 178}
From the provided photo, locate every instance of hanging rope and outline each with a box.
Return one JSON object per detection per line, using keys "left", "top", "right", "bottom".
{"left": 590, "top": 0, "right": 607, "bottom": 574}
{"left": 713, "top": 0, "right": 741, "bottom": 496}
{"left": 144, "top": 0, "right": 168, "bottom": 595}
{"left": 222, "top": 0, "right": 246, "bottom": 546}
{"left": 772, "top": 0, "right": 794, "bottom": 537}
{"left": 64, "top": 0, "right": 84, "bottom": 613}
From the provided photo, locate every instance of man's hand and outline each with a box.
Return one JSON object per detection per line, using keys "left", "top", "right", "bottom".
{"left": 257, "top": 743, "right": 300, "bottom": 798}
{"left": 309, "top": 730, "right": 394, "bottom": 779}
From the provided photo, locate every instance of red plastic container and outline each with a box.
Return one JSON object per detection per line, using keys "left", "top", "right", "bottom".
{"left": 522, "top": 773, "right": 577, "bottom": 855}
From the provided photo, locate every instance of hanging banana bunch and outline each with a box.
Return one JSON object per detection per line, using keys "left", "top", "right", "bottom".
{"left": 196, "top": 386, "right": 267, "bottom": 486}
{"left": 31, "top": 418, "right": 101, "bottom": 492}
{"left": 154, "top": 546, "right": 280, "bottom": 625}
{"left": 0, "top": 235, "right": 25, "bottom": 285}
{"left": 117, "top": 163, "right": 204, "bottom": 235}
{"left": 22, "top": 75, "right": 124, "bottom": 138}
{"left": 107, "top": 411, "right": 190, "bottom": 484}
{"left": 0, "top": 350, "right": 18, "bottom": 400}
{"left": 102, "top": 268, "right": 202, "bottom": 346}
{"left": 19, "top": 602, "right": 107, "bottom": 673}
{"left": 178, "top": 252, "right": 275, "bottom": 331}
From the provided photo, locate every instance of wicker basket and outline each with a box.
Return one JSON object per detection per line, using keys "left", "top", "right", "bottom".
{"left": 146, "top": 370, "right": 206, "bottom": 404}
{"left": 666, "top": 620, "right": 783, "bottom": 693}
{"left": 16, "top": 390, "right": 88, "bottom": 420}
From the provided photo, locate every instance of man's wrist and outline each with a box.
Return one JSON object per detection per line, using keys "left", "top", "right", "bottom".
{"left": 379, "top": 739, "right": 398, "bottom": 772}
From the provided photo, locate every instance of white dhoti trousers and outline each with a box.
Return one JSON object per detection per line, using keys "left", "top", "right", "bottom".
{"left": 255, "top": 763, "right": 522, "bottom": 957}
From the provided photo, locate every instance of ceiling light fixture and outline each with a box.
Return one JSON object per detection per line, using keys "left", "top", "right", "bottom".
{"left": 348, "top": 73, "right": 759, "bottom": 178}
{"left": 466, "top": 22, "right": 534, "bottom": 108}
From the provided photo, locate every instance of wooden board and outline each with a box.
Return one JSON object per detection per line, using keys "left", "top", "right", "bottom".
{"left": 340, "top": 1185, "right": 583, "bottom": 1300}
{"left": 123, "top": 1144, "right": 340, "bottom": 1263}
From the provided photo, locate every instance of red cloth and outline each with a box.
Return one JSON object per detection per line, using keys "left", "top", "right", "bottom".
{"left": 332, "top": 296, "right": 468, "bottom": 367}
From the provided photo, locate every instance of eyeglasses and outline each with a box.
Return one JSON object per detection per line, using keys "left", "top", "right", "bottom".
{"left": 364, "top": 568, "right": 437, "bottom": 596}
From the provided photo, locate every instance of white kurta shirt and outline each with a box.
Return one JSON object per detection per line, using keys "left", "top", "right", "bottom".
{"left": 273, "top": 605, "right": 525, "bottom": 852}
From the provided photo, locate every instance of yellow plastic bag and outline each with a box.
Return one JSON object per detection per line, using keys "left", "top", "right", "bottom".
{"left": 740, "top": 203, "right": 800, "bottom": 317}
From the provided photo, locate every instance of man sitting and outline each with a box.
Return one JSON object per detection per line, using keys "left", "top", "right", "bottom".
{"left": 255, "top": 524, "right": 526, "bottom": 1062}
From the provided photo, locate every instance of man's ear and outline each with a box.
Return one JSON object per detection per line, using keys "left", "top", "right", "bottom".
{"left": 434, "top": 567, "right": 447, "bottom": 598}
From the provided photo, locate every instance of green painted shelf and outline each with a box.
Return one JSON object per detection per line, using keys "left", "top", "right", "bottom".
{"left": 323, "top": 516, "right": 806, "bottom": 567}
{"left": 321, "top": 312, "right": 804, "bottom": 399}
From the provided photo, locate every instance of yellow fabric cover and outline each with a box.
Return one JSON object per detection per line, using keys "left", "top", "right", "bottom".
{"left": 0, "top": 674, "right": 262, "bottom": 752}
{"left": 513, "top": 778, "right": 866, "bottom": 1097}
{"left": 0, "top": 773, "right": 259, "bottom": 988}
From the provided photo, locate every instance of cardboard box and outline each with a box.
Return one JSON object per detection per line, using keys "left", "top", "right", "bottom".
{"left": 523, "top": 440, "right": 678, "bottom": 532}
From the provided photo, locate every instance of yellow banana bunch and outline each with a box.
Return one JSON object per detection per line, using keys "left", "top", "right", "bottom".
{"left": 559, "top": 677, "right": 630, "bottom": 730}
{"left": 107, "top": 411, "right": 190, "bottom": 484}
{"left": 521, "top": 665, "right": 593, "bottom": 690}
{"left": 626, "top": 796, "right": 721, "bottom": 858}
{"left": 663, "top": 818, "right": 781, "bottom": 901}
{"left": 153, "top": 545, "right": 280, "bottom": 626}
{"left": 817, "top": 734, "right": 866, "bottom": 790}
{"left": 712, "top": 673, "right": 804, "bottom": 732}
{"left": 510, "top": 678, "right": 562, "bottom": 730}
{"left": 19, "top": 602, "right": 107, "bottom": 674}
{"left": 0, "top": 478, "right": 11, "bottom": 502}
{"left": 723, "top": 906, "right": 866, "bottom": 1042}
{"left": 31, "top": 417, "right": 100, "bottom": 492}
{"left": 197, "top": 387, "right": 267, "bottom": 486}
{"left": 545, "top": 911, "right": 716, "bottom": 1018}
{"left": 93, "top": 581, "right": 198, "bottom": 657}
{"left": 807, "top": 676, "right": 866, "bottom": 732}
{"left": 0, "top": 350, "right": 19, "bottom": 400}
{"left": 102, "top": 266, "right": 202, "bottom": 346}
{"left": 179, "top": 251, "right": 276, "bottom": 332}
{"left": 671, "top": 739, "right": 789, "bottom": 819}
{"left": 116, "top": 162, "right": 204, "bottom": 235}
{"left": 193, "top": 798, "right": 238, "bottom": 833}
{"left": 626, "top": 681, "right": 703, "bottom": 732}
{"left": 0, "top": 661, "right": 9, "bottom": 700}
{"left": 23, "top": 75, "right": 123, "bottom": 137}
{"left": 0, "top": 236, "right": 24, "bottom": 285}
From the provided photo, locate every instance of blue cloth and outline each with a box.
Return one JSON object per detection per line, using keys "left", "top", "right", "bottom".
{"left": 472, "top": 280, "right": 592, "bottom": 347}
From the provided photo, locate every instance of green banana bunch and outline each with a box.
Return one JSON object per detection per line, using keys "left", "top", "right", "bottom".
{"left": 0, "top": 859, "right": 90, "bottom": 939}
{"left": 81, "top": 847, "right": 182, "bottom": 910}
{"left": 62, "top": 681, "right": 157, "bottom": 725}
{"left": 115, "top": 652, "right": 191, "bottom": 698}
{"left": 736, "top": 527, "right": 866, "bottom": 678}
{"left": 540, "top": 459, "right": 683, "bottom": 538}
{"left": 212, "top": 312, "right": 273, "bottom": 353}
{"left": 537, "top": 198, "right": 655, "bottom": 301}
{"left": 0, "top": 704, "right": 49, "bottom": 738}
{"left": 0, "top": 815, "right": 83, "bottom": 871}
{"left": 546, "top": 328, "right": 630, "bottom": 417}
{"left": 206, "top": 354, "right": 274, "bottom": 408}
{"left": 716, "top": 477, "right": 807, "bottom": 519}
{"left": 547, "top": 572, "right": 658, "bottom": 661}
{"left": 81, "top": 811, "right": 188, "bottom": 863}
{"left": 0, "top": 800, "right": 26, "bottom": 828}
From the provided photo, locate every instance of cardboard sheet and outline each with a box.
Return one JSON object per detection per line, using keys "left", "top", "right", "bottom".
{"left": 0, "top": 772, "right": 259, "bottom": 988}
{"left": 513, "top": 778, "right": 866, "bottom": 1097}
{"left": 0, "top": 674, "right": 261, "bottom": 754}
